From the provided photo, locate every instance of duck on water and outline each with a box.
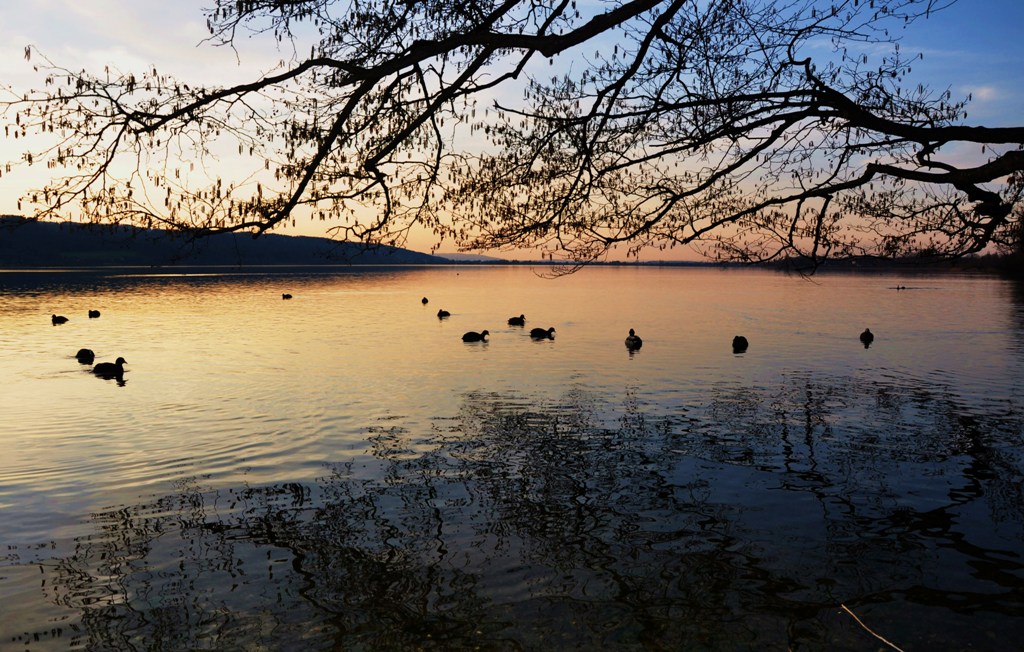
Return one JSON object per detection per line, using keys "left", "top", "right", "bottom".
{"left": 462, "top": 330, "right": 489, "bottom": 342}
{"left": 860, "top": 328, "right": 874, "bottom": 348}
{"left": 530, "top": 327, "right": 556, "bottom": 340}
{"left": 93, "top": 357, "right": 128, "bottom": 378}
{"left": 625, "top": 329, "right": 642, "bottom": 350}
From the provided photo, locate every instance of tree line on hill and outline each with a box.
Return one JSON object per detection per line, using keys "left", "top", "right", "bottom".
{"left": 0, "top": 216, "right": 446, "bottom": 267}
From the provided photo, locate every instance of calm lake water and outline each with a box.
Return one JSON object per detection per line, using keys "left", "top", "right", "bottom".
{"left": 1, "top": 265, "right": 1022, "bottom": 651}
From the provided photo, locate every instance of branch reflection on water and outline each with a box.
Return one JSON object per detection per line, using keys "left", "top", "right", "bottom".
{"left": 18, "top": 373, "right": 1024, "bottom": 650}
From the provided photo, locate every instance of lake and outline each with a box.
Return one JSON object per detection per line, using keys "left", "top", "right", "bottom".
{"left": 1, "top": 265, "right": 1022, "bottom": 650}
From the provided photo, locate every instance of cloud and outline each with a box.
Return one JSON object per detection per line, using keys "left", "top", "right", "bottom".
{"left": 0, "top": 0, "right": 279, "bottom": 86}
{"left": 962, "top": 85, "right": 998, "bottom": 102}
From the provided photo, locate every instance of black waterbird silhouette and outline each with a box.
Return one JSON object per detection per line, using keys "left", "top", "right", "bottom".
{"left": 625, "top": 329, "right": 643, "bottom": 351}
{"left": 530, "top": 327, "right": 556, "bottom": 340}
{"left": 93, "top": 357, "right": 127, "bottom": 378}
{"left": 732, "top": 335, "right": 749, "bottom": 354}
{"left": 860, "top": 328, "right": 874, "bottom": 348}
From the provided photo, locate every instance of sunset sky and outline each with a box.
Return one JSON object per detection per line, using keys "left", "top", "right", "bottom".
{"left": 1, "top": 0, "right": 1022, "bottom": 258}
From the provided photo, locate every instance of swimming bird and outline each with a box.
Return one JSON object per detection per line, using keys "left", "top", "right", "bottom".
{"left": 88, "top": 309, "right": 101, "bottom": 318}
{"left": 732, "top": 335, "right": 749, "bottom": 354}
{"left": 859, "top": 328, "right": 874, "bottom": 348}
{"left": 282, "top": 293, "right": 293, "bottom": 299}
{"left": 75, "top": 348, "right": 95, "bottom": 364}
{"left": 625, "top": 328, "right": 643, "bottom": 350}
{"left": 437, "top": 309, "right": 451, "bottom": 319}
{"left": 52, "top": 314, "right": 68, "bottom": 325}
{"left": 462, "top": 330, "right": 489, "bottom": 342}
{"left": 422, "top": 297, "right": 429, "bottom": 304}
{"left": 93, "top": 357, "right": 127, "bottom": 378}
{"left": 530, "top": 327, "right": 556, "bottom": 340}
{"left": 507, "top": 314, "right": 525, "bottom": 326}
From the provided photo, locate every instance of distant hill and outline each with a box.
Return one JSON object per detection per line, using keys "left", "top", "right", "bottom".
{"left": 435, "top": 252, "right": 507, "bottom": 263}
{"left": 0, "top": 216, "right": 446, "bottom": 267}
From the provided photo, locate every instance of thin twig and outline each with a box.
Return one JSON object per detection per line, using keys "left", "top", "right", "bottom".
{"left": 841, "top": 603, "right": 906, "bottom": 652}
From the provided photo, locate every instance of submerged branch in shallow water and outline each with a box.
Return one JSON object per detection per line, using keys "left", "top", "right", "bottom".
{"left": 841, "top": 604, "right": 906, "bottom": 652}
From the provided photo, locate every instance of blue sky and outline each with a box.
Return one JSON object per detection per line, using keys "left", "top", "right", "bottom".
{"left": 3, "top": 1, "right": 1018, "bottom": 103}
{"left": 1, "top": 0, "right": 1022, "bottom": 251}
{"left": 892, "top": 0, "right": 1024, "bottom": 125}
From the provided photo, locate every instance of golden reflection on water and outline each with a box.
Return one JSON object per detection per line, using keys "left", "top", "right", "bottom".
{"left": 0, "top": 266, "right": 1019, "bottom": 472}
{"left": 1, "top": 266, "right": 1023, "bottom": 649}
{"left": 2, "top": 266, "right": 1021, "bottom": 504}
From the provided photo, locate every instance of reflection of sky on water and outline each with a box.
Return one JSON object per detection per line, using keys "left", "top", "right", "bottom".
{"left": 1, "top": 267, "right": 1022, "bottom": 649}
{"left": 5, "top": 372, "right": 1021, "bottom": 650}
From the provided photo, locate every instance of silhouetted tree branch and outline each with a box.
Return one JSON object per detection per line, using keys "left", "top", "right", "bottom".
{"left": 2, "top": 0, "right": 1021, "bottom": 263}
